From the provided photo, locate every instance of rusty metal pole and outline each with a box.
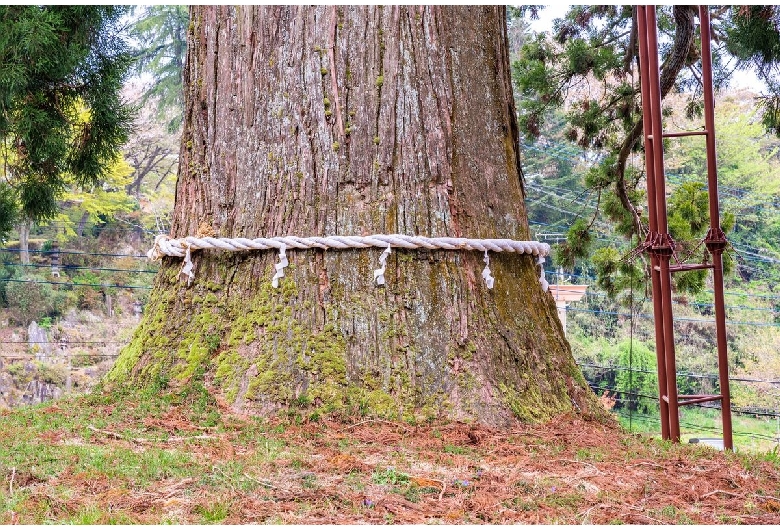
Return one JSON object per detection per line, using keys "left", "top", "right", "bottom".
{"left": 698, "top": 5, "right": 734, "bottom": 451}
{"left": 636, "top": 5, "right": 671, "bottom": 440}
{"left": 645, "top": 5, "right": 681, "bottom": 442}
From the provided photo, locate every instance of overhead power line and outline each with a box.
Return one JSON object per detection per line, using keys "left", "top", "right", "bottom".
{"left": 567, "top": 306, "right": 780, "bottom": 328}
{"left": 0, "top": 340, "right": 127, "bottom": 345}
{"left": 545, "top": 267, "right": 780, "bottom": 300}
{"left": 608, "top": 407, "right": 779, "bottom": 442}
{"left": 579, "top": 362, "right": 780, "bottom": 385}
{"left": 1, "top": 262, "right": 158, "bottom": 274}
{"left": 0, "top": 247, "right": 148, "bottom": 259}
{"left": 1, "top": 353, "right": 120, "bottom": 359}
{"left": 590, "top": 385, "right": 780, "bottom": 429}
{"left": 0, "top": 278, "right": 151, "bottom": 290}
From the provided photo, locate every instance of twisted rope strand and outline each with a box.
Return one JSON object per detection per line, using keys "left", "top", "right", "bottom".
{"left": 148, "top": 234, "right": 551, "bottom": 291}
{"left": 149, "top": 234, "right": 551, "bottom": 259}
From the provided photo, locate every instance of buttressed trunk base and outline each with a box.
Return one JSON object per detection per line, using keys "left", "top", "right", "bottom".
{"left": 111, "top": 6, "right": 599, "bottom": 427}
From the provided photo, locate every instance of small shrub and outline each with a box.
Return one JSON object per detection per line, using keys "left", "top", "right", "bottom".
{"left": 71, "top": 351, "right": 101, "bottom": 367}
{"left": 76, "top": 286, "right": 103, "bottom": 310}
{"left": 34, "top": 362, "right": 67, "bottom": 386}
{"left": 69, "top": 271, "right": 100, "bottom": 309}
{"left": 4, "top": 276, "right": 70, "bottom": 324}
{"left": 7, "top": 362, "right": 28, "bottom": 380}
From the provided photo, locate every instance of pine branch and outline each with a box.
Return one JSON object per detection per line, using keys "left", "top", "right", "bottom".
{"left": 613, "top": 5, "right": 697, "bottom": 239}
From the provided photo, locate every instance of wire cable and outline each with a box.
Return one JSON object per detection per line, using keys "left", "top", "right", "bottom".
{"left": 1, "top": 262, "right": 159, "bottom": 274}
{"left": 0, "top": 277, "right": 152, "bottom": 290}
{"left": 578, "top": 362, "right": 780, "bottom": 385}
{"left": 0, "top": 248, "right": 148, "bottom": 259}
{"left": 567, "top": 306, "right": 780, "bottom": 328}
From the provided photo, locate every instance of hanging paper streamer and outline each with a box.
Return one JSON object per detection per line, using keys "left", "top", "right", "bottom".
{"left": 180, "top": 245, "right": 195, "bottom": 286}
{"left": 482, "top": 250, "right": 495, "bottom": 289}
{"left": 373, "top": 245, "right": 392, "bottom": 286}
{"left": 537, "top": 256, "right": 549, "bottom": 292}
{"left": 271, "top": 244, "right": 289, "bottom": 288}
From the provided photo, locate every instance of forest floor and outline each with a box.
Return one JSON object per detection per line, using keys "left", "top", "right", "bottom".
{"left": 1, "top": 383, "right": 780, "bottom": 524}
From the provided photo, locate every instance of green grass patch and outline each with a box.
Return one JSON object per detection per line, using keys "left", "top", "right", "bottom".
{"left": 2, "top": 372, "right": 780, "bottom": 524}
{"left": 615, "top": 406, "right": 780, "bottom": 453}
{"left": 195, "top": 500, "right": 230, "bottom": 524}
{"left": 371, "top": 467, "right": 409, "bottom": 486}
{"left": 443, "top": 443, "right": 469, "bottom": 455}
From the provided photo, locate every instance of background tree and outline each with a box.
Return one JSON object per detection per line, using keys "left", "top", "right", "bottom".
{"left": 123, "top": 121, "right": 178, "bottom": 200}
{"left": 110, "top": 5, "right": 599, "bottom": 425}
{"left": 723, "top": 6, "right": 780, "bottom": 136}
{"left": 0, "top": 6, "right": 133, "bottom": 258}
{"left": 49, "top": 156, "right": 136, "bottom": 240}
{"left": 514, "top": 6, "right": 780, "bottom": 296}
{"left": 131, "top": 5, "right": 188, "bottom": 132}
{"left": 121, "top": 85, "right": 179, "bottom": 202}
{"left": 122, "top": 7, "right": 188, "bottom": 233}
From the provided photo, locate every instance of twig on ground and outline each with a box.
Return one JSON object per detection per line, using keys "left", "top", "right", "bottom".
{"left": 701, "top": 489, "right": 743, "bottom": 499}
{"left": 553, "top": 459, "right": 602, "bottom": 474}
{"left": 755, "top": 494, "right": 780, "bottom": 502}
{"left": 243, "top": 473, "right": 277, "bottom": 490}
{"left": 628, "top": 461, "right": 665, "bottom": 469}
{"left": 578, "top": 503, "right": 609, "bottom": 522}
{"left": 9, "top": 467, "right": 15, "bottom": 495}
{"left": 622, "top": 512, "right": 664, "bottom": 524}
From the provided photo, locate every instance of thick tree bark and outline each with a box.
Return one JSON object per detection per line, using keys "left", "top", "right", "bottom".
{"left": 111, "top": 6, "right": 598, "bottom": 426}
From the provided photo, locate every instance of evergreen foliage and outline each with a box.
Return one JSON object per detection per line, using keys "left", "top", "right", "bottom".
{"left": 131, "top": 6, "right": 188, "bottom": 132}
{"left": 724, "top": 6, "right": 780, "bottom": 136}
{"left": 0, "top": 6, "right": 133, "bottom": 234}
{"left": 515, "top": 6, "right": 780, "bottom": 297}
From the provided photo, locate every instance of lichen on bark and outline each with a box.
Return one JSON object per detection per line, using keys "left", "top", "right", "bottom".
{"left": 110, "top": 5, "right": 601, "bottom": 426}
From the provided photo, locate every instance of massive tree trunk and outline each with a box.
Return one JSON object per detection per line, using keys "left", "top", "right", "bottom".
{"left": 110, "top": 6, "right": 598, "bottom": 426}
